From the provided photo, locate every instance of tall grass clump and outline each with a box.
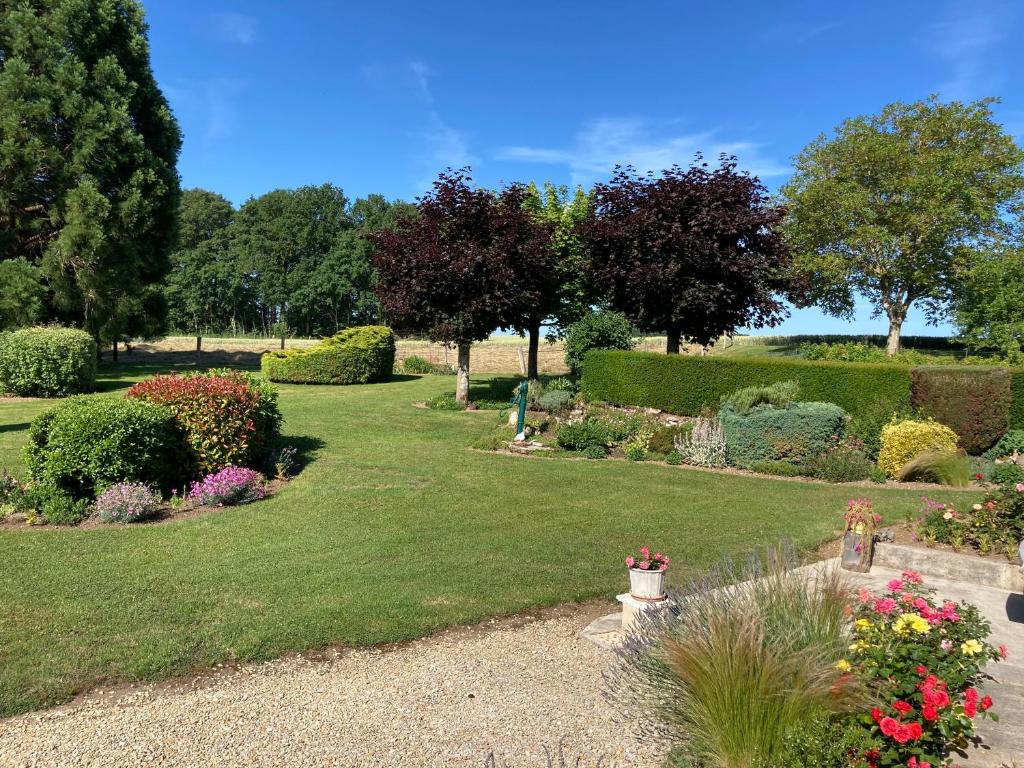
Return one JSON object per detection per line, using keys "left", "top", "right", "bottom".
{"left": 720, "top": 380, "right": 800, "bottom": 414}
{"left": 605, "top": 547, "right": 862, "bottom": 768}
{"left": 896, "top": 450, "right": 972, "bottom": 487}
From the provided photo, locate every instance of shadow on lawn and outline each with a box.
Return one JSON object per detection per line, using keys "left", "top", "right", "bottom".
{"left": 275, "top": 434, "right": 326, "bottom": 474}
{"left": 0, "top": 423, "right": 29, "bottom": 434}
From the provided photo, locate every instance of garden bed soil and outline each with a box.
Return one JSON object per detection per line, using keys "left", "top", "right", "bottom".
{"left": 0, "top": 478, "right": 287, "bottom": 531}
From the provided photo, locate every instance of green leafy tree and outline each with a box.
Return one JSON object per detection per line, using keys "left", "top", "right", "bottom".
{"left": 517, "top": 181, "right": 592, "bottom": 379}
{"left": 0, "top": 0, "right": 182, "bottom": 345}
{"left": 164, "top": 189, "right": 237, "bottom": 361}
{"left": 955, "top": 244, "right": 1024, "bottom": 362}
{"left": 563, "top": 309, "right": 635, "bottom": 376}
{"left": 0, "top": 257, "right": 45, "bottom": 329}
{"left": 782, "top": 97, "right": 1024, "bottom": 354}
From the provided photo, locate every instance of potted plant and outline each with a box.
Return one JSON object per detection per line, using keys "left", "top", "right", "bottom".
{"left": 625, "top": 546, "right": 669, "bottom": 600}
{"left": 841, "top": 498, "right": 881, "bottom": 572}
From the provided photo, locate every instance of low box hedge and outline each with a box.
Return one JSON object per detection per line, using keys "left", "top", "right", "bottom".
{"left": 262, "top": 325, "right": 395, "bottom": 385}
{"left": 0, "top": 326, "right": 97, "bottom": 397}
{"left": 580, "top": 350, "right": 911, "bottom": 419}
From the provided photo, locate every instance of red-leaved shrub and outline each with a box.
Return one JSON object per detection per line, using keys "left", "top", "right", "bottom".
{"left": 910, "top": 366, "right": 1010, "bottom": 455}
{"left": 127, "top": 370, "right": 281, "bottom": 474}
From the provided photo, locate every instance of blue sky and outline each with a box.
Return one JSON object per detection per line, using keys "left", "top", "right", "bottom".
{"left": 146, "top": 0, "right": 1024, "bottom": 337}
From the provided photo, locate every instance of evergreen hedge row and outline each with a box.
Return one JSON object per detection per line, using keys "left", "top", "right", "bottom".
{"left": 261, "top": 325, "right": 395, "bottom": 385}
{"left": 580, "top": 351, "right": 912, "bottom": 419}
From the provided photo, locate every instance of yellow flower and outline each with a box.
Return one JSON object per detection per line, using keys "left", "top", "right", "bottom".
{"left": 855, "top": 618, "right": 872, "bottom": 631}
{"left": 835, "top": 659, "right": 852, "bottom": 672}
{"left": 961, "top": 639, "right": 983, "bottom": 656}
{"left": 892, "top": 613, "right": 930, "bottom": 635}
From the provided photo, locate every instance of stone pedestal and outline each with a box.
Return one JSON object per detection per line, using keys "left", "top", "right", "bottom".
{"left": 616, "top": 592, "right": 669, "bottom": 632}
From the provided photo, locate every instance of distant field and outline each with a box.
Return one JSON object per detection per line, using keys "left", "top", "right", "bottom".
{"left": 116, "top": 332, "right": 959, "bottom": 374}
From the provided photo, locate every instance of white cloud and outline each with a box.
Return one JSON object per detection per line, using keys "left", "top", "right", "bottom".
{"left": 209, "top": 12, "right": 257, "bottom": 45}
{"left": 928, "top": 0, "right": 1011, "bottom": 100}
{"left": 495, "top": 117, "right": 788, "bottom": 186}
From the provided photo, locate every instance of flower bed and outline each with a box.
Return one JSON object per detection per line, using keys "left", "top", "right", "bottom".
{"left": 916, "top": 479, "right": 1024, "bottom": 560}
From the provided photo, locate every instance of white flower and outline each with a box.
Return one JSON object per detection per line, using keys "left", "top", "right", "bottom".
{"left": 973, "top": 504, "right": 982, "bottom": 511}
{"left": 943, "top": 511, "right": 953, "bottom": 520}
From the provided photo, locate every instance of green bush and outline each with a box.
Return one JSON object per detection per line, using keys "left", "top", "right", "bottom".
{"left": 665, "top": 450, "right": 683, "bottom": 465}
{"left": 0, "top": 326, "right": 97, "bottom": 397}
{"left": 624, "top": 440, "right": 647, "bottom": 461}
{"left": 425, "top": 393, "right": 464, "bottom": 411}
{"left": 647, "top": 423, "right": 694, "bottom": 455}
{"left": 911, "top": 366, "right": 1010, "bottom": 455}
{"left": 580, "top": 350, "right": 910, "bottom": 421}
{"left": 847, "top": 396, "right": 915, "bottom": 461}
{"left": 402, "top": 355, "right": 453, "bottom": 375}
{"left": 30, "top": 485, "right": 90, "bottom": 525}
{"left": 25, "top": 397, "right": 186, "bottom": 501}
{"left": 808, "top": 440, "right": 878, "bottom": 483}
{"left": 750, "top": 460, "right": 806, "bottom": 477}
{"left": 262, "top": 325, "right": 394, "bottom": 384}
{"left": 564, "top": 310, "right": 634, "bottom": 376}
{"left": 1012, "top": 370, "right": 1024, "bottom": 429}
{"left": 556, "top": 419, "right": 610, "bottom": 451}
{"left": 719, "top": 401, "right": 847, "bottom": 468}
{"left": 990, "top": 462, "right": 1024, "bottom": 487}
{"left": 721, "top": 380, "right": 800, "bottom": 414}
{"left": 983, "top": 429, "right": 1024, "bottom": 460}
{"left": 545, "top": 377, "right": 577, "bottom": 394}
{"left": 538, "top": 389, "right": 574, "bottom": 415}
{"left": 581, "top": 444, "right": 607, "bottom": 459}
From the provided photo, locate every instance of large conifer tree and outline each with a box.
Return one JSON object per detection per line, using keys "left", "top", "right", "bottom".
{"left": 0, "top": 0, "right": 181, "bottom": 343}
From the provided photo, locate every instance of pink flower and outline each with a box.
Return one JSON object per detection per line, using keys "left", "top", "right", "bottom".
{"left": 1016, "top": 483, "right": 1024, "bottom": 492}
{"left": 638, "top": 560, "right": 650, "bottom": 570}
{"left": 941, "top": 639, "right": 954, "bottom": 651}
{"left": 887, "top": 579, "right": 904, "bottom": 592}
{"left": 625, "top": 556, "right": 635, "bottom": 568}
{"left": 902, "top": 570, "right": 923, "bottom": 585}
{"left": 999, "top": 644, "right": 1009, "bottom": 659}
{"left": 857, "top": 587, "right": 872, "bottom": 603}
{"left": 658, "top": 563, "right": 668, "bottom": 572}
{"left": 653, "top": 552, "right": 663, "bottom": 561}
{"left": 640, "top": 546, "right": 650, "bottom": 558}
{"left": 874, "top": 597, "right": 897, "bottom": 615}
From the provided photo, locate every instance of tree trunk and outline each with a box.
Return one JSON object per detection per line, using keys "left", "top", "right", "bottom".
{"left": 527, "top": 321, "right": 541, "bottom": 381}
{"left": 666, "top": 325, "right": 681, "bottom": 354}
{"left": 456, "top": 343, "right": 471, "bottom": 404}
{"left": 884, "top": 301, "right": 908, "bottom": 356}
{"left": 111, "top": 340, "right": 118, "bottom": 363}
{"left": 196, "top": 335, "right": 202, "bottom": 368}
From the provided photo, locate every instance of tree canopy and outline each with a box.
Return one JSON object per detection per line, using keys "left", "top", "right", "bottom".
{"left": 584, "top": 159, "right": 790, "bottom": 353}
{"left": 0, "top": 0, "right": 181, "bottom": 342}
{"left": 782, "top": 96, "right": 1024, "bottom": 354}
{"left": 370, "top": 170, "right": 552, "bottom": 401}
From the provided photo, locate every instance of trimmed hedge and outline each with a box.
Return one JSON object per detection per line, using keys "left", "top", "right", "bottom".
{"left": 1012, "top": 371, "right": 1024, "bottom": 430}
{"left": 580, "top": 351, "right": 911, "bottom": 419}
{"left": 719, "top": 401, "right": 847, "bottom": 468}
{"left": 25, "top": 397, "right": 187, "bottom": 500}
{"left": 0, "top": 326, "right": 97, "bottom": 397}
{"left": 262, "top": 326, "right": 395, "bottom": 385}
{"left": 911, "top": 367, "right": 1010, "bottom": 454}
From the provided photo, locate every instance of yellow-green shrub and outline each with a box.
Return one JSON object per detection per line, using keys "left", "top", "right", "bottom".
{"left": 878, "top": 419, "right": 959, "bottom": 478}
{"left": 261, "top": 326, "right": 395, "bottom": 385}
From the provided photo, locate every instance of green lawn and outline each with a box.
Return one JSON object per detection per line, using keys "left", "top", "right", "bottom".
{"left": 0, "top": 370, "right": 979, "bottom": 717}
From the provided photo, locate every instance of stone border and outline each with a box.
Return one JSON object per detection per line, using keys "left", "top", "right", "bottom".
{"left": 872, "top": 541, "right": 1023, "bottom": 592}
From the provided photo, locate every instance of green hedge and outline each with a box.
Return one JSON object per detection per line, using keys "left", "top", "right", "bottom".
{"left": 580, "top": 351, "right": 911, "bottom": 419}
{"left": 719, "top": 401, "right": 847, "bottom": 468}
{"left": 0, "top": 326, "right": 97, "bottom": 397}
{"left": 911, "top": 367, "right": 1010, "bottom": 454}
{"left": 25, "top": 397, "right": 187, "bottom": 500}
{"left": 261, "top": 326, "right": 395, "bottom": 385}
{"left": 1012, "top": 371, "right": 1024, "bottom": 430}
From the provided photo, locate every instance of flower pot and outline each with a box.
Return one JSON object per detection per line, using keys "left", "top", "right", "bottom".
{"left": 841, "top": 530, "right": 873, "bottom": 573}
{"left": 629, "top": 567, "right": 666, "bottom": 600}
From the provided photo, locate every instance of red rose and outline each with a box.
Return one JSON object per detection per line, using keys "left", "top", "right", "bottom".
{"left": 922, "top": 704, "right": 938, "bottom": 721}
{"left": 879, "top": 716, "right": 899, "bottom": 737}
{"left": 964, "top": 700, "right": 977, "bottom": 718}
{"left": 893, "top": 700, "right": 913, "bottom": 716}
{"left": 915, "top": 665, "right": 928, "bottom": 675}
{"left": 980, "top": 695, "right": 993, "bottom": 711}
{"left": 871, "top": 707, "right": 883, "bottom": 722}
{"left": 903, "top": 722, "right": 923, "bottom": 741}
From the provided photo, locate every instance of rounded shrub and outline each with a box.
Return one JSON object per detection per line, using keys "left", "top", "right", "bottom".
{"left": 94, "top": 482, "right": 162, "bottom": 523}
{"left": 718, "top": 401, "right": 848, "bottom": 468}
{"left": 0, "top": 326, "right": 97, "bottom": 397}
{"left": 538, "top": 389, "right": 574, "bottom": 416}
{"left": 647, "top": 423, "right": 694, "bottom": 456}
{"left": 126, "top": 370, "right": 282, "bottom": 475}
{"left": 564, "top": 310, "right": 634, "bottom": 376}
{"left": 262, "top": 325, "right": 395, "bottom": 384}
{"left": 402, "top": 355, "right": 434, "bottom": 374}
{"left": 556, "top": 419, "right": 610, "bottom": 451}
{"left": 25, "top": 397, "right": 186, "bottom": 500}
{"left": 878, "top": 419, "right": 959, "bottom": 478}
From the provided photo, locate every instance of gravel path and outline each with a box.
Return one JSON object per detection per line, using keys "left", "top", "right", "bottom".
{"left": 0, "top": 607, "right": 663, "bottom": 768}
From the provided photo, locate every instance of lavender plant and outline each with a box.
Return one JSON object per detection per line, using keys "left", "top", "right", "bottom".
{"left": 94, "top": 482, "right": 162, "bottom": 523}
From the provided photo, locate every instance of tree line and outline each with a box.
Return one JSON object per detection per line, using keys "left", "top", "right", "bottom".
{"left": 3, "top": 2, "right": 1024, "bottom": 393}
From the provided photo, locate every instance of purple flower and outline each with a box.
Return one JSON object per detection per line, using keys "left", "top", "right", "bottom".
{"left": 187, "top": 467, "right": 267, "bottom": 507}
{"left": 94, "top": 482, "right": 162, "bottom": 524}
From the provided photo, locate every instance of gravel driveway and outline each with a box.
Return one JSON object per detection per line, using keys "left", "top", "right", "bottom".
{"left": 0, "top": 606, "right": 663, "bottom": 768}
